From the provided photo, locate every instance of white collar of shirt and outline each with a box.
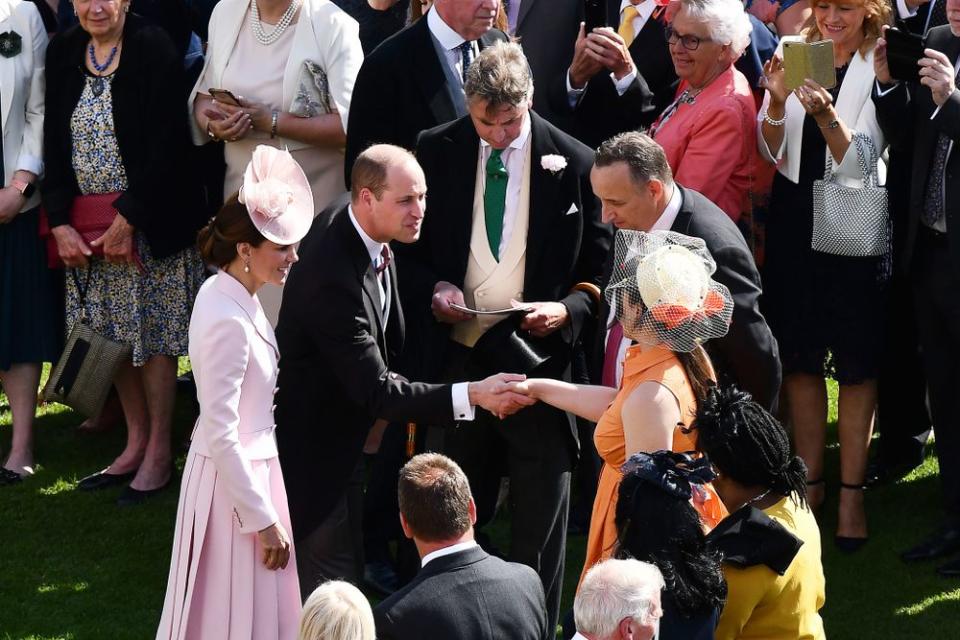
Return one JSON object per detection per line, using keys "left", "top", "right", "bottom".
{"left": 479, "top": 111, "right": 533, "bottom": 157}
{"left": 421, "top": 540, "right": 479, "bottom": 567}
{"left": 621, "top": 0, "right": 656, "bottom": 27}
{"left": 347, "top": 205, "right": 386, "bottom": 266}
{"left": 571, "top": 633, "right": 591, "bottom": 640}
{"left": 649, "top": 183, "right": 682, "bottom": 232}
{"left": 427, "top": 6, "right": 466, "bottom": 50}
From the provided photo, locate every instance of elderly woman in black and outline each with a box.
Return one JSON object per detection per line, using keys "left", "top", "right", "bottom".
{"left": 42, "top": 0, "right": 205, "bottom": 504}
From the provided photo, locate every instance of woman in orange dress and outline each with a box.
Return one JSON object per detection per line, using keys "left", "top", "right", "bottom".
{"left": 512, "top": 230, "right": 733, "bottom": 584}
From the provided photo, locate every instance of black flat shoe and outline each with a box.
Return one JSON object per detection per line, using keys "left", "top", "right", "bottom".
{"left": 902, "top": 527, "right": 960, "bottom": 562}
{"left": 936, "top": 556, "right": 960, "bottom": 578}
{"left": 0, "top": 468, "right": 23, "bottom": 486}
{"left": 865, "top": 454, "right": 924, "bottom": 488}
{"left": 77, "top": 468, "right": 136, "bottom": 491}
{"left": 116, "top": 479, "right": 170, "bottom": 507}
{"left": 835, "top": 483, "right": 868, "bottom": 553}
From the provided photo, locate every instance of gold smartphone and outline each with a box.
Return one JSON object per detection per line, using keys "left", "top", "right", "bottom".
{"left": 783, "top": 40, "right": 837, "bottom": 91}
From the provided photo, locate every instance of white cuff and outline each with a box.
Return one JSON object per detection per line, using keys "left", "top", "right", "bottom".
{"left": 566, "top": 70, "right": 586, "bottom": 108}
{"left": 451, "top": 382, "right": 475, "bottom": 421}
{"left": 896, "top": 0, "right": 918, "bottom": 20}
{"left": 611, "top": 69, "right": 637, "bottom": 96}
{"left": 15, "top": 154, "right": 42, "bottom": 177}
{"left": 875, "top": 79, "right": 902, "bottom": 97}
{"left": 931, "top": 104, "right": 942, "bottom": 120}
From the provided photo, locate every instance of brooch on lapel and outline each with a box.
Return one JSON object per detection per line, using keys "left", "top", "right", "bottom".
{"left": 0, "top": 31, "right": 22, "bottom": 58}
{"left": 540, "top": 154, "right": 567, "bottom": 175}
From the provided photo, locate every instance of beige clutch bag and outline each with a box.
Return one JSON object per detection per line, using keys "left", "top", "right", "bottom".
{"left": 290, "top": 59, "right": 335, "bottom": 117}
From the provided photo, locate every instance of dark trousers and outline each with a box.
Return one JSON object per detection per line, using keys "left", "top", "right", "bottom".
{"left": 876, "top": 268, "right": 932, "bottom": 464}
{"left": 435, "top": 342, "right": 573, "bottom": 633}
{"left": 295, "top": 462, "right": 365, "bottom": 598}
{"left": 912, "top": 229, "right": 960, "bottom": 524}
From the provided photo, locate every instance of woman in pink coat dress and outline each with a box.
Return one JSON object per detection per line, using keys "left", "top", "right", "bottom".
{"left": 157, "top": 146, "right": 314, "bottom": 640}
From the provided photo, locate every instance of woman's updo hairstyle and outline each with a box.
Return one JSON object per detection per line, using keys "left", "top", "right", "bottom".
{"left": 694, "top": 385, "right": 809, "bottom": 507}
{"left": 197, "top": 195, "right": 267, "bottom": 268}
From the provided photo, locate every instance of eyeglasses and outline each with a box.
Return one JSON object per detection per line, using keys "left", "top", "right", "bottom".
{"left": 664, "top": 25, "right": 711, "bottom": 51}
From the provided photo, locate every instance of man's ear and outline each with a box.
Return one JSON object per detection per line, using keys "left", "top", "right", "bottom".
{"left": 468, "top": 497, "right": 478, "bottom": 526}
{"left": 647, "top": 178, "right": 664, "bottom": 201}
{"left": 399, "top": 512, "right": 414, "bottom": 540}
{"left": 618, "top": 615, "right": 634, "bottom": 639}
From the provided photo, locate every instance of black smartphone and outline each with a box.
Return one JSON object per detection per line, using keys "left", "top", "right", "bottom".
{"left": 885, "top": 28, "right": 925, "bottom": 83}
{"left": 584, "top": 0, "right": 607, "bottom": 33}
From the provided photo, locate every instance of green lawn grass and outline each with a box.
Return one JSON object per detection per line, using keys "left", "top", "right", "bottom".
{"left": 2, "top": 375, "right": 959, "bottom": 639}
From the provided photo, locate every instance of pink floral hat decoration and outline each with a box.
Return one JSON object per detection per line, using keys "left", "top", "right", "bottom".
{"left": 238, "top": 145, "right": 314, "bottom": 245}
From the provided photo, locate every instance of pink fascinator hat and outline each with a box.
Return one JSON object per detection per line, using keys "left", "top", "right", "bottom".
{"left": 238, "top": 145, "right": 314, "bottom": 245}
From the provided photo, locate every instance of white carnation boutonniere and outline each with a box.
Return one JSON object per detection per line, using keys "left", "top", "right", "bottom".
{"left": 540, "top": 154, "right": 567, "bottom": 175}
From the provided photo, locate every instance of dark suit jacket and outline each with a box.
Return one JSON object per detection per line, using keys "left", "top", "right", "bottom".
{"left": 873, "top": 25, "right": 960, "bottom": 278}
{"left": 275, "top": 200, "right": 457, "bottom": 537}
{"left": 373, "top": 545, "right": 551, "bottom": 640}
{"left": 397, "top": 111, "right": 612, "bottom": 447}
{"left": 547, "top": 0, "right": 677, "bottom": 149}
{"left": 591, "top": 186, "right": 781, "bottom": 410}
{"left": 344, "top": 16, "right": 507, "bottom": 186}
{"left": 514, "top": 0, "right": 581, "bottom": 131}
{"left": 41, "top": 14, "right": 204, "bottom": 258}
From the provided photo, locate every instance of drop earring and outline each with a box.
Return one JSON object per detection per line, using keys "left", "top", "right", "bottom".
{"left": 244, "top": 260, "right": 251, "bottom": 273}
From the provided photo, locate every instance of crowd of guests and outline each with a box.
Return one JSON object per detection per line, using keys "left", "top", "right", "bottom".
{"left": 0, "top": 0, "right": 959, "bottom": 638}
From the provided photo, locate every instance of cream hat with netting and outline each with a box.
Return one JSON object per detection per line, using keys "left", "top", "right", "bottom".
{"left": 604, "top": 230, "right": 733, "bottom": 352}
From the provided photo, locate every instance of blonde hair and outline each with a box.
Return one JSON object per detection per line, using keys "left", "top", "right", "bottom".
{"left": 298, "top": 581, "right": 374, "bottom": 640}
{"left": 803, "top": 0, "right": 892, "bottom": 57}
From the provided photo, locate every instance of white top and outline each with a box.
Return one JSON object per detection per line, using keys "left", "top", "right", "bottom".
{"left": 478, "top": 113, "right": 533, "bottom": 259}
{"left": 346, "top": 206, "right": 475, "bottom": 421}
{"left": 428, "top": 6, "right": 478, "bottom": 89}
{"left": 421, "top": 540, "right": 479, "bottom": 567}
{"left": 571, "top": 633, "right": 590, "bottom": 640}
{"left": 603, "top": 184, "right": 682, "bottom": 387}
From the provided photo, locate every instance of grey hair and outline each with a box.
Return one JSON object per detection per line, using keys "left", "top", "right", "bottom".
{"left": 594, "top": 132, "right": 674, "bottom": 188}
{"left": 298, "top": 580, "right": 375, "bottom": 640}
{"left": 679, "top": 0, "right": 752, "bottom": 57}
{"left": 464, "top": 41, "right": 533, "bottom": 109}
{"left": 575, "top": 559, "right": 665, "bottom": 637}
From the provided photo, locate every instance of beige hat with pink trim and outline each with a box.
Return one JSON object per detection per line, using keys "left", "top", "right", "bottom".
{"left": 238, "top": 145, "right": 314, "bottom": 245}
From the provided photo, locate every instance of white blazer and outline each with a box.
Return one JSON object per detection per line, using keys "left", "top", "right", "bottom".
{"left": 759, "top": 37, "right": 887, "bottom": 187}
{"left": 187, "top": 0, "right": 362, "bottom": 150}
{"left": 0, "top": 0, "right": 45, "bottom": 211}
{"left": 187, "top": 272, "right": 282, "bottom": 534}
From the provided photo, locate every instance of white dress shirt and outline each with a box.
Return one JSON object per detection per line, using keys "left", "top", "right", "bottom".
{"left": 348, "top": 206, "right": 476, "bottom": 420}
{"left": 478, "top": 114, "right": 533, "bottom": 259}
{"left": 566, "top": 0, "right": 654, "bottom": 103}
{"left": 604, "top": 184, "right": 682, "bottom": 387}
{"left": 428, "top": 6, "right": 478, "bottom": 89}
{"left": 421, "top": 540, "right": 479, "bottom": 567}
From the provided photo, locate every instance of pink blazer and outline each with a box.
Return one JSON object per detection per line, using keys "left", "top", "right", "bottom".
{"left": 652, "top": 66, "right": 758, "bottom": 222}
{"left": 187, "top": 271, "right": 281, "bottom": 534}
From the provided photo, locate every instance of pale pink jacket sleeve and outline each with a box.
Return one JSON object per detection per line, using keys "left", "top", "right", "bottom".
{"left": 194, "top": 316, "right": 279, "bottom": 534}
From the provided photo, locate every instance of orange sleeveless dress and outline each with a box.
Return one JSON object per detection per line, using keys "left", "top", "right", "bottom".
{"left": 580, "top": 344, "right": 728, "bottom": 586}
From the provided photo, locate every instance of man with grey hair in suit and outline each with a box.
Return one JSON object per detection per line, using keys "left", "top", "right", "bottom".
{"left": 573, "top": 558, "right": 665, "bottom": 640}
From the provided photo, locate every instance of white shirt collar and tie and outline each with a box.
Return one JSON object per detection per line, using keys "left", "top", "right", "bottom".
{"left": 478, "top": 114, "right": 533, "bottom": 260}
{"left": 421, "top": 540, "right": 479, "bottom": 567}
{"left": 604, "top": 184, "right": 683, "bottom": 387}
{"left": 428, "top": 7, "right": 478, "bottom": 88}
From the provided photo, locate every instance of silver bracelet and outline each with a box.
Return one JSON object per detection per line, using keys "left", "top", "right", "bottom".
{"left": 763, "top": 110, "right": 787, "bottom": 127}
{"left": 270, "top": 110, "right": 279, "bottom": 139}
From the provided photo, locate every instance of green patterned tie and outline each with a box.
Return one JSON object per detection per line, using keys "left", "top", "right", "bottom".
{"left": 484, "top": 149, "right": 508, "bottom": 261}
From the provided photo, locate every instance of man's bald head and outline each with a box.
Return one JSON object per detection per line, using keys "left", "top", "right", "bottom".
{"left": 350, "top": 144, "right": 420, "bottom": 203}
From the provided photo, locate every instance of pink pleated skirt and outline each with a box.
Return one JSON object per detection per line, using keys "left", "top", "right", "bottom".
{"left": 156, "top": 451, "right": 301, "bottom": 640}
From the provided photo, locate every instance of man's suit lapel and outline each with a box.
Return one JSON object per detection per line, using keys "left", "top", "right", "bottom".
{"left": 337, "top": 209, "right": 388, "bottom": 352}
{"left": 524, "top": 113, "right": 564, "bottom": 286}
{"left": 412, "top": 18, "right": 458, "bottom": 126}
{"left": 444, "top": 118, "right": 483, "bottom": 277}
{"left": 671, "top": 186, "right": 695, "bottom": 235}
{"left": 386, "top": 259, "right": 405, "bottom": 356}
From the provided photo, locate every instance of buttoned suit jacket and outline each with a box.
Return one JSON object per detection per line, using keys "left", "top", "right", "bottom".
{"left": 873, "top": 25, "right": 960, "bottom": 277}
{"left": 343, "top": 15, "right": 507, "bottom": 186}
{"left": 373, "top": 545, "right": 551, "bottom": 640}
{"left": 547, "top": 0, "right": 677, "bottom": 149}
{"left": 590, "top": 186, "right": 781, "bottom": 411}
{"left": 397, "top": 111, "right": 612, "bottom": 451}
{"left": 274, "top": 199, "right": 456, "bottom": 538}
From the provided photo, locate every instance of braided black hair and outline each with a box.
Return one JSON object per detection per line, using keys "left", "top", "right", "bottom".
{"left": 693, "top": 385, "right": 808, "bottom": 508}
{"left": 615, "top": 476, "right": 727, "bottom": 618}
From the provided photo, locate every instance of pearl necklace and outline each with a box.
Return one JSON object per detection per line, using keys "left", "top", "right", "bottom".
{"left": 250, "top": 0, "right": 301, "bottom": 46}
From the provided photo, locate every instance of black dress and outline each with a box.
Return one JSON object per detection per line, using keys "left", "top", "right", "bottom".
{"left": 761, "top": 65, "right": 885, "bottom": 385}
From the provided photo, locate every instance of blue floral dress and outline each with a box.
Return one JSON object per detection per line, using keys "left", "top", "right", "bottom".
{"left": 64, "top": 74, "right": 206, "bottom": 366}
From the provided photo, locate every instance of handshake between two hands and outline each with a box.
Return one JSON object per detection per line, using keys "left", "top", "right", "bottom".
{"left": 468, "top": 374, "right": 539, "bottom": 420}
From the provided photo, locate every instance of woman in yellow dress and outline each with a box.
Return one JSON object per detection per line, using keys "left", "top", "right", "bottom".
{"left": 513, "top": 230, "right": 733, "bottom": 584}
